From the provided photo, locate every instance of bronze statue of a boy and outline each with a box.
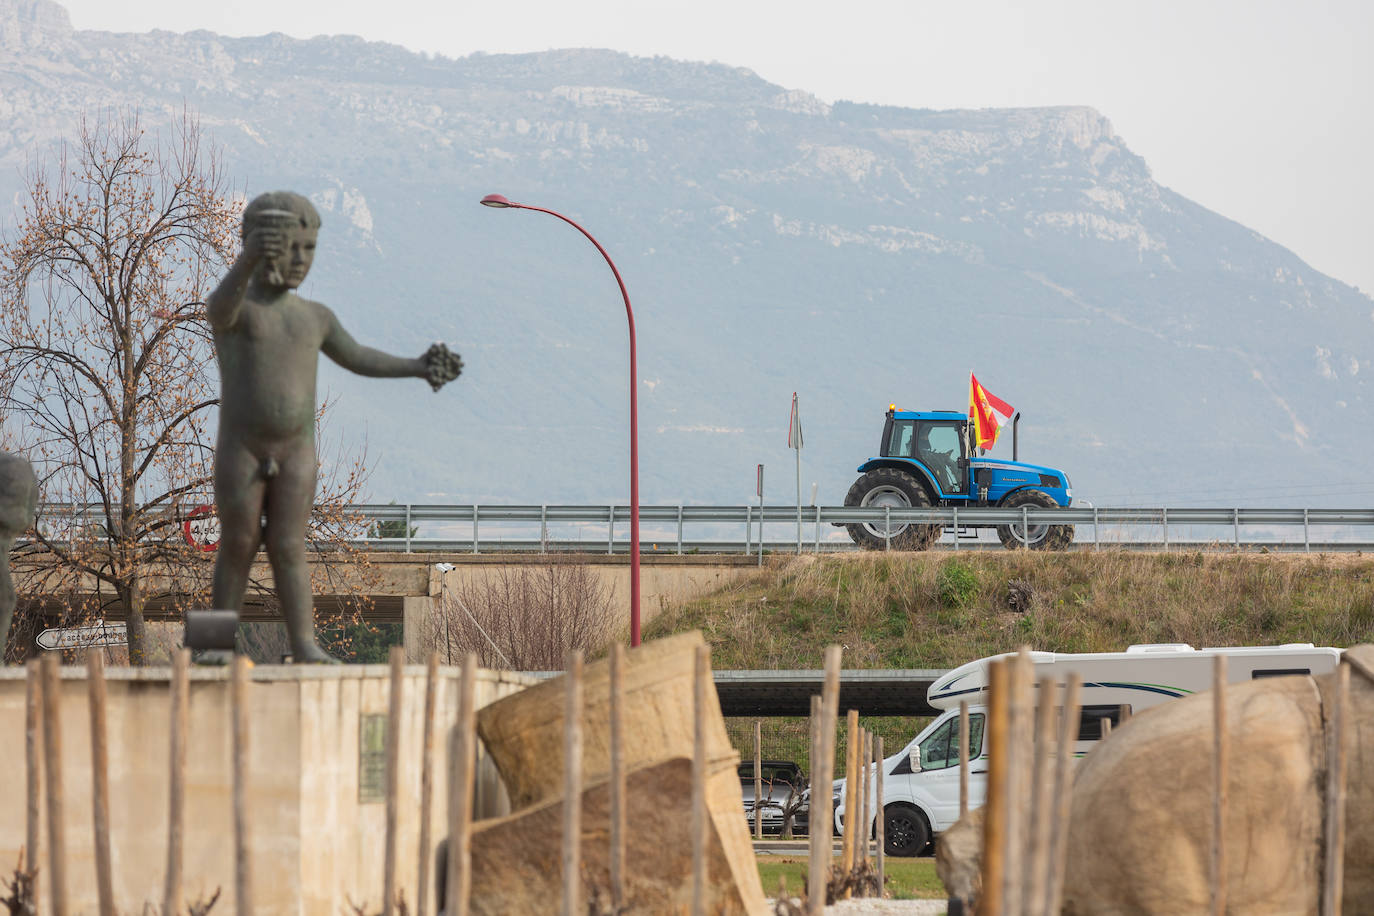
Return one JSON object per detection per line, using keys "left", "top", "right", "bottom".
{"left": 206, "top": 191, "right": 459, "bottom": 662}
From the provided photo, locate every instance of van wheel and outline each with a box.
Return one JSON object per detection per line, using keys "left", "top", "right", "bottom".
{"left": 883, "top": 803, "right": 930, "bottom": 857}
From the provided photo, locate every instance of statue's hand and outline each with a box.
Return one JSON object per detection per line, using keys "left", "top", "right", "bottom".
{"left": 422, "top": 342, "right": 463, "bottom": 391}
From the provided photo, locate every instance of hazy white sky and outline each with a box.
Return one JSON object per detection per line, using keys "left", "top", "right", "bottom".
{"left": 55, "top": 0, "right": 1374, "bottom": 294}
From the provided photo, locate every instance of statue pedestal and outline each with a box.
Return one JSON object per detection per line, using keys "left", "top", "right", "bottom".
{"left": 0, "top": 662, "right": 532, "bottom": 915}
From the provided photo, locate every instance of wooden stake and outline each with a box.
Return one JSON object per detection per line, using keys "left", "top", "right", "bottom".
{"left": 41, "top": 653, "right": 68, "bottom": 916}
{"left": 446, "top": 653, "right": 478, "bottom": 916}
{"left": 691, "top": 644, "right": 710, "bottom": 916}
{"left": 875, "top": 735, "right": 885, "bottom": 898}
{"left": 1002, "top": 650, "right": 1032, "bottom": 916}
{"left": 807, "top": 694, "right": 825, "bottom": 916}
{"left": 164, "top": 649, "right": 189, "bottom": 916}
{"left": 25, "top": 659, "right": 42, "bottom": 905}
{"left": 86, "top": 652, "right": 115, "bottom": 916}
{"left": 859, "top": 729, "right": 873, "bottom": 872}
{"left": 563, "top": 650, "right": 584, "bottom": 916}
{"left": 754, "top": 719, "right": 764, "bottom": 840}
{"left": 1211, "top": 654, "right": 1228, "bottom": 916}
{"left": 383, "top": 646, "right": 404, "bottom": 916}
{"left": 809, "top": 645, "right": 842, "bottom": 915}
{"left": 1323, "top": 662, "right": 1350, "bottom": 916}
{"left": 232, "top": 656, "right": 253, "bottom": 916}
{"left": 841, "top": 708, "right": 859, "bottom": 890}
{"left": 609, "top": 643, "right": 627, "bottom": 912}
{"left": 1043, "top": 675, "right": 1081, "bottom": 916}
{"left": 958, "top": 701, "right": 970, "bottom": 819}
{"left": 977, "top": 659, "right": 1007, "bottom": 916}
{"left": 1024, "top": 676, "right": 1057, "bottom": 916}
{"left": 416, "top": 651, "right": 439, "bottom": 916}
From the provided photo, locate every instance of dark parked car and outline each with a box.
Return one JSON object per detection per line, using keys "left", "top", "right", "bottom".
{"left": 739, "top": 760, "right": 808, "bottom": 836}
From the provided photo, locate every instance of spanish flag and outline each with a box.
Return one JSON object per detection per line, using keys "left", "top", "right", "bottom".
{"left": 969, "top": 372, "right": 1015, "bottom": 451}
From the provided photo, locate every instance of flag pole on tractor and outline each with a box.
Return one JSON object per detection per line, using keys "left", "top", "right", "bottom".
{"left": 969, "top": 372, "right": 1015, "bottom": 453}
{"left": 788, "top": 392, "right": 804, "bottom": 554}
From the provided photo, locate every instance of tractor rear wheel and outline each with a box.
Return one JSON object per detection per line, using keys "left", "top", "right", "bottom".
{"left": 844, "top": 468, "right": 941, "bottom": 550}
{"left": 997, "top": 489, "right": 1074, "bottom": 550}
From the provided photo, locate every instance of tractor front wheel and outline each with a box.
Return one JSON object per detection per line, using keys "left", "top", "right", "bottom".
{"left": 844, "top": 468, "right": 941, "bottom": 550}
{"left": 997, "top": 489, "right": 1074, "bottom": 550}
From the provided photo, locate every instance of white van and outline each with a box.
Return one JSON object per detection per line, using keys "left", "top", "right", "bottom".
{"left": 835, "top": 643, "right": 1342, "bottom": 856}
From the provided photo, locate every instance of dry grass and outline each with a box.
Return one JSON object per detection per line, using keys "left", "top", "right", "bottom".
{"left": 646, "top": 550, "right": 1374, "bottom": 670}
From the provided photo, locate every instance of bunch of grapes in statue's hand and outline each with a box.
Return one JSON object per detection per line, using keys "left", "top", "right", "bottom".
{"left": 422, "top": 342, "right": 463, "bottom": 391}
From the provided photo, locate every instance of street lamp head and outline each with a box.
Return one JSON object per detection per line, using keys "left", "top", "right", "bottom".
{"left": 480, "top": 193, "right": 516, "bottom": 209}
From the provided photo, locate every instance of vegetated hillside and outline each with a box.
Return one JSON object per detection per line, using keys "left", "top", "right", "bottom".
{"left": 2, "top": 0, "right": 1371, "bottom": 510}
{"left": 646, "top": 551, "right": 1374, "bottom": 670}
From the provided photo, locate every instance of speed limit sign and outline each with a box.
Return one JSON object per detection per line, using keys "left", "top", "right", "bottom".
{"left": 182, "top": 504, "right": 220, "bottom": 552}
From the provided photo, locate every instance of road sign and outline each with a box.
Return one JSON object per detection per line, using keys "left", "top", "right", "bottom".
{"left": 182, "top": 503, "right": 220, "bottom": 552}
{"left": 36, "top": 622, "right": 127, "bottom": 651}
{"left": 757, "top": 464, "right": 764, "bottom": 498}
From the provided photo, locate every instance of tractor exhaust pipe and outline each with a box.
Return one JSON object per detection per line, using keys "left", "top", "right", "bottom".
{"left": 1013, "top": 412, "right": 1020, "bottom": 461}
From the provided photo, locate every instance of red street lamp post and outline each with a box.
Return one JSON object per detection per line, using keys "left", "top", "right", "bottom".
{"left": 479, "top": 193, "right": 642, "bottom": 647}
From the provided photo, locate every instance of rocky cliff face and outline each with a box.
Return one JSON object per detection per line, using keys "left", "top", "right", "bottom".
{"left": 1, "top": 0, "right": 1369, "bottom": 513}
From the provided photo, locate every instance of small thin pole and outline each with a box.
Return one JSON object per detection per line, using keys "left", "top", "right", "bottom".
{"left": 232, "top": 656, "right": 253, "bottom": 916}
{"left": 416, "top": 652, "right": 439, "bottom": 916}
{"left": 25, "top": 659, "right": 42, "bottom": 906}
{"left": 1025, "top": 675, "right": 1057, "bottom": 916}
{"left": 446, "top": 653, "right": 478, "bottom": 916}
{"left": 692, "top": 644, "right": 712, "bottom": 915}
{"left": 609, "top": 644, "right": 627, "bottom": 911}
{"left": 1044, "top": 675, "right": 1082, "bottom": 916}
{"left": 1100, "top": 717, "right": 1111, "bottom": 738}
{"left": 807, "top": 695, "right": 825, "bottom": 915}
{"left": 562, "top": 650, "right": 584, "bottom": 916}
{"left": 959, "top": 701, "right": 970, "bottom": 818}
{"left": 1211, "top": 655, "right": 1228, "bottom": 916}
{"left": 41, "top": 654, "right": 68, "bottom": 916}
{"left": 1322, "top": 662, "right": 1350, "bottom": 916}
{"left": 383, "top": 646, "right": 404, "bottom": 916}
{"left": 875, "top": 735, "right": 885, "bottom": 897}
{"left": 978, "top": 659, "right": 1008, "bottom": 916}
{"left": 164, "top": 649, "right": 190, "bottom": 916}
{"left": 841, "top": 709, "right": 859, "bottom": 892}
{"left": 754, "top": 719, "right": 764, "bottom": 840}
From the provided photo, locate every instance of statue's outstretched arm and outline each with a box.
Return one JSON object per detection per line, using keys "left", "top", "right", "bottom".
{"left": 322, "top": 311, "right": 427, "bottom": 378}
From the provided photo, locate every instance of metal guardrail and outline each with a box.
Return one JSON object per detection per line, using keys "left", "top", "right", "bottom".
{"left": 34, "top": 503, "right": 1374, "bottom": 555}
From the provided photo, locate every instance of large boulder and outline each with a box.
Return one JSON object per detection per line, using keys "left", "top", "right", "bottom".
{"left": 473, "top": 631, "right": 767, "bottom": 914}
{"left": 1060, "top": 650, "right": 1374, "bottom": 914}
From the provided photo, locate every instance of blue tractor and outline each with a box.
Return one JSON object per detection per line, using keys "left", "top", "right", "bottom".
{"left": 843, "top": 406, "right": 1074, "bottom": 550}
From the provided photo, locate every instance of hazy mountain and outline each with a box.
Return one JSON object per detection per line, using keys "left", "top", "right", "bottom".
{"left": 4, "top": 0, "right": 1371, "bottom": 516}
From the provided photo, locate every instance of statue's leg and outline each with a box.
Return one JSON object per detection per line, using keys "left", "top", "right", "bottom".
{"left": 211, "top": 443, "right": 267, "bottom": 612}
{"left": 263, "top": 445, "right": 334, "bottom": 663}
{"left": 0, "top": 534, "right": 15, "bottom": 663}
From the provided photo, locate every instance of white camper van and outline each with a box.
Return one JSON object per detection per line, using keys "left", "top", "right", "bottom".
{"left": 835, "top": 643, "right": 1342, "bottom": 856}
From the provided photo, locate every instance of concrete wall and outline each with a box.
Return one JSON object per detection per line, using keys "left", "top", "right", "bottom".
{"left": 0, "top": 663, "right": 533, "bottom": 916}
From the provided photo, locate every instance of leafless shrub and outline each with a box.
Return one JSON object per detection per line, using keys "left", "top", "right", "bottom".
{"left": 434, "top": 560, "right": 615, "bottom": 670}
{"left": 1, "top": 851, "right": 36, "bottom": 916}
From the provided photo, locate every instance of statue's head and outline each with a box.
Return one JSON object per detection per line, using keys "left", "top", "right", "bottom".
{"left": 242, "top": 191, "right": 322, "bottom": 290}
